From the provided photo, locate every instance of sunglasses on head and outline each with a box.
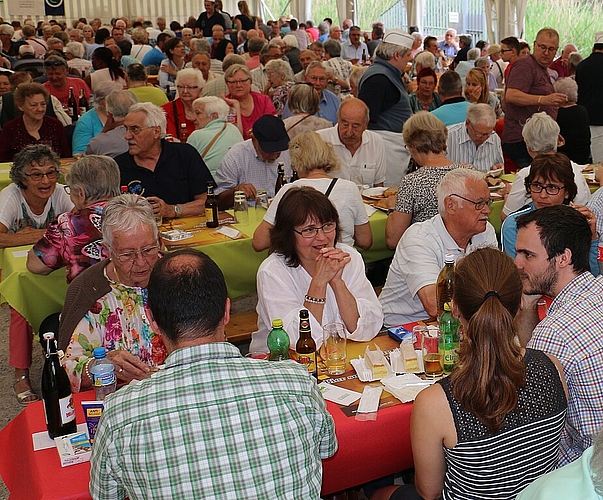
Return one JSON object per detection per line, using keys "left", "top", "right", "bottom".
{"left": 44, "top": 60, "right": 65, "bottom": 67}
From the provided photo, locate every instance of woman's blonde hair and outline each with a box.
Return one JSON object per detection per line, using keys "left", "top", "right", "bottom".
{"left": 289, "top": 131, "right": 340, "bottom": 175}
{"left": 464, "top": 68, "right": 489, "bottom": 104}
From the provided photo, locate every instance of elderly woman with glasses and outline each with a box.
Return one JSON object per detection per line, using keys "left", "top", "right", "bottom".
{"left": 26, "top": 155, "right": 121, "bottom": 282}
{"left": 59, "top": 194, "right": 167, "bottom": 393}
{"left": 161, "top": 68, "right": 205, "bottom": 141}
{"left": 500, "top": 152, "right": 599, "bottom": 274}
{"left": 0, "top": 145, "right": 73, "bottom": 404}
{"left": 250, "top": 186, "right": 382, "bottom": 351}
{"left": 223, "top": 63, "right": 276, "bottom": 140}
{"left": 0, "top": 82, "right": 70, "bottom": 161}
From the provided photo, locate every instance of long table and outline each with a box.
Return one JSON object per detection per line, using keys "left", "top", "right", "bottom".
{"left": 0, "top": 210, "right": 391, "bottom": 333}
{"left": 0, "top": 335, "right": 413, "bottom": 498}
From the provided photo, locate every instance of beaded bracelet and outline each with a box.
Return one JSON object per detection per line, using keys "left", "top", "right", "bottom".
{"left": 84, "top": 358, "right": 93, "bottom": 381}
{"left": 304, "top": 294, "right": 326, "bottom": 304}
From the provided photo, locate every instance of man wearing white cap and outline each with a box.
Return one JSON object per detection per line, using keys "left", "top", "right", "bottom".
{"left": 358, "top": 30, "right": 413, "bottom": 187}
{"left": 575, "top": 32, "right": 603, "bottom": 163}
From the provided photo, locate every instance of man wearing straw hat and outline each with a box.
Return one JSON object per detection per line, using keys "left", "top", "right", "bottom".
{"left": 358, "top": 30, "right": 414, "bottom": 186}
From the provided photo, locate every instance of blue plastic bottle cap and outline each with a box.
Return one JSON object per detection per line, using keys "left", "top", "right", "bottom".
{"left": 93, "top": 347, "right": 107, "bottom": 359}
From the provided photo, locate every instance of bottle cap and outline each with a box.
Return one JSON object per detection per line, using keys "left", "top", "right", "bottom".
{"left": 93, "top": 346, "right": 108, "bottom": 359}
{"left": 272, "top": 318, "right": 283, "bottom": 328}
{"left": 299, "top": 309, "right": 309, "bottom": 319}
{"left": 42, "top": 332, "right": 55, "bottom": 340}
{"left": 444, "top": 253, "right": 455, "bottom": 264}
{"left": 444, "top": 302, "right": 452, "bottom": 311}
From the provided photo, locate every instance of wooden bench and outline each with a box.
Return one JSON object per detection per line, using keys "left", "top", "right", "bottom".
{"left": 226, "top": 310, "right": 258, "bottom": 345}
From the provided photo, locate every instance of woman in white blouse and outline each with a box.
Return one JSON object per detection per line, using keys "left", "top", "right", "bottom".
{"left": 250, "top": 186, "right": 383, "bottom": 351}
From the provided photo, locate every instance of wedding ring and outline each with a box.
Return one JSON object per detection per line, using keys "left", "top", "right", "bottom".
{"left": 118, "top": 367, "right": 124, "bottom": 373}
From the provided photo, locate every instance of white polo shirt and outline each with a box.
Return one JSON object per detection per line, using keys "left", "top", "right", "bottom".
{"left": 379, "top": 214, "right": 498, "bottom": 327}
{"left": 317, "top": 125, "right": 387, "bottom": 185}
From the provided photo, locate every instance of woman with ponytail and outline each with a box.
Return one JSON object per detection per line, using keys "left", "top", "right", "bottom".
{"left": 374, "top": 248, "right": 568, "bottom": 500}
{"left": 87, "top": 47, "right": 126, "bottom": 95}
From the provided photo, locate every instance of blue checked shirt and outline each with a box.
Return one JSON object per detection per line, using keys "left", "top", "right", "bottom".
{"left": 527, "top": 272, "right": 603, "bottom": 466}
{"left": 90, "top": 342, "right": 337, "bottom": 499}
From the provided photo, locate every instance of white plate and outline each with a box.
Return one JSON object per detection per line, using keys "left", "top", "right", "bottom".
{"left": 489, "top": 182, "right": 504, "bottom": 191}
{"left": 362, "top": 187, "right": 387, "bottom": 199}
{"left": 488, "top": 167, "right": 504, "bottom": 178}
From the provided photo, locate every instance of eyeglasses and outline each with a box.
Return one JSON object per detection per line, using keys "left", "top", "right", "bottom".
{"left": 110, "top": 244, "right": 159, "bottom": 263}
{"left": 450, "top": 193, "right": 492, "bottom": 210}
{"left": 535, "top": 42, "right": 558, "bottom": 54}
{"left": 124, "top": 125, "right": 154, "bottom": 134}
{"left": 294, "top": 221, "right": 337, "bottom": 238}
{"left": 225, "top": 78, "right": 250, "bottom": 85}
{"left": 25, "top": 170, "right": 59, "bottom": 181}
{"left": 529, "top": 182, "right": 565, "bottom": 195}
{"left": 467, "top": 122, "right": 493, "bottom": 139}
{"left": 500, "top": 49, "right": 513, "bottom": 53}
{"left": 307, "top": 75, "right": 327, "bottom": 82}
{"left": 43, "top": 60, "right": 65, "bottom": 67}
{"left": 176, "top": 85, "right": 199, "bottom": 92}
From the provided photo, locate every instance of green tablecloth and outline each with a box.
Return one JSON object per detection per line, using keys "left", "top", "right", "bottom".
{"left": 0, "top": 210, "right": 391, "bottom": 332}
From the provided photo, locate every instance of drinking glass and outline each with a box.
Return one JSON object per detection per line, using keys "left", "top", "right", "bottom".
{"left": 422, "top": 327, "right": 443, "bottom": 378}
{"left": 322, "top": 323, "right": 347, "bottom": 375}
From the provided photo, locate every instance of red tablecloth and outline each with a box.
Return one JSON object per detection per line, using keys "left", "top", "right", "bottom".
{"left": 0, "top": 389, "right": 414, "bottom": 499}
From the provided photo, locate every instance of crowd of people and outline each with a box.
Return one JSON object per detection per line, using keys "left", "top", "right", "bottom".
{"left": 0, "top": 8, "right": 603, "bottom": 500}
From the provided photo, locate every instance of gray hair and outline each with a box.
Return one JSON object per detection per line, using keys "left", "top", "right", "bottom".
{"left": 93, "top": 80, "right": 123, "bottom": 107}
{"left": 247, "top": 37, "right": 265, "bottom": 54}
{"left": 466, "top": 103, "right": 496, "bottom": 128}
{"left": 554, "top": 77, "right": 578, "bottom": 103}
{"left": 190, "top": 37, "right": 211, "bottom": 54}
{"left": 106, "top": 89, "right": 139, "bottom": 119}
{"left": 414, "top": 51, "right": 436, "bottom": 70}
{"left": 0, "top": 24, "right": 15, "bottom": 37}
{"left": 66, "top": 155, "right": 121, "bottom": 203}
{"left": 222, "top": 53, "right": 246, "bottom": 71}
{"left": 568, "top": 52, "right": 582, "bottom": 71}
{"left": 265, "top": 58, "right": 294, "bottom": 82}
{"left": 375, "top": 41, "right": 411, "bottom": 61}
{"left": 65, "top": 41, "right": 85, "bottom": 59}
{"left": 175, "top": 67, "right": 205, "bottom": 88}
{"left": 224, "top": 63, "right": 252, "bottom": 81}
{"left": 102, "top": 194, "right": 157, "bottom": 249}
{"left": 193, "top": 96, "right": 229, "bottom": 120}
{"left": 287, "top": 83, "right": 320, "bottom": 114}
{"left": 437, "top": 168, "right": 486, "bottom": 213}
{"left": 467, "top": 47, "right": 480, "bottom": 61}
{"left": 131, "top": 27, "right": 148, "bottom": 45}
{"left": 11, "top": 144, "right": 60, "bottom": 190}
{"left": 304, "top": 60, "right": 326, "bottom": 77}
{"left": 47, "top": 37, "right": 64, "bottom": 49}
{"left": 323, "top": 38, "right": 342, "bottom": 58}
{"left": 282, "top": 34, "right": 299, "bottom": 49}
{"left": 128, "top": 102, "right": 167, "bottom": 137}
{"left": 126, "top": 63, "right": 147, "bottom": 82}
{"left": 337, "top": 97, "right": 369, "bottom": 123}
{"left": 318, "top": 22, "right": 329, "bottom": 35}
{"left": 522, "top": 111, "right": 560, "bottom": 154}
{"left": 474, "top": 57, "right": 490, "bottom": 70}
{"left": 19, "top": 44, "right": 34, "bottom": 56}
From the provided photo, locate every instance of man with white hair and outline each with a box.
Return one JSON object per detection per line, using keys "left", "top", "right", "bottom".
{"left": 0, "top": 23, "right": 23, "bottom": 61}
{"left": 187, "top": 96, "right": 244, "bottom": 175}
{"left": 358, "top": 30, "right": 414, "bottom": 186}
{"left": 438, "top": 28, "right": 458, "bottom": 57}
{"left": 282, "top": 34, "right": 302, "bottom": 73}
{"left": 65, "top": 42, "right": 92, "bottom": 78}
{"left": 446, "top": 103, "right": 504, "bottom": 172}
{"left": 86, "top": 90, "right": 139, "bottom": 157}
{"left": 115, "top": 102, "right": 214, "bottom": 219}
{"left": 550, "top": 43, "right": 578, "bottom": 79}
{"left": 379, "top": 168, "right": 497, "bottom": 326}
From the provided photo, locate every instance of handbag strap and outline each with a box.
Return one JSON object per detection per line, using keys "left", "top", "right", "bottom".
{"left": 201, "top": 123, "right": 228, "bottom": 157}
{"left": 285, "top": 113, "right": 312, "bottom": 132}
{"left": 172, "top": 100, "right": 181, "bottom": 140}
{"left": 324, "top": 178, "right": 338, "bottom": 198}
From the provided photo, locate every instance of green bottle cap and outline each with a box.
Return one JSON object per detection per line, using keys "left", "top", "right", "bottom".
{"left": 444, "top": 302, "right": 452, "bottom": 311}
{"left": 272, "top": 318, "right": 283, "bottom": 328}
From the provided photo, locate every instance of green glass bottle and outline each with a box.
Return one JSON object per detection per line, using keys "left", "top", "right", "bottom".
{"left": 267, "top": 318, "right": 290, "bottom": 361}
{"left": 439, "top": 302, "right": 460, "bottom": 374}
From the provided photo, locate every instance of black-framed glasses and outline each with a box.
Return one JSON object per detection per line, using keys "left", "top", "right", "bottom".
{"left": 450, "top": 193, "right": 492, "bottom": 210}
{"left": 534, "top": 42, "right": 558, "bottom": 54}
{"left": 25, "top": 170, "right": 59, "bottom": 181}
{"left": 110, "top": 244, "right": 159, "bottom": 263}
{"left": 176, "top": 85, "right": 199, "bottom": 92}
{"left": 529, "top": 182, "right": 565, "bottom": 195}
{"left": 294, "top": 221, "right": 337, "bottom": 238}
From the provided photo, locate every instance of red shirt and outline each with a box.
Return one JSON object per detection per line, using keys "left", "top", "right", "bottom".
{"left": 161, "top": 98, "right": 195, "bottom": 140}
{"left": 225, "top": 91, "right": 276, "bottom": 140}
{"left": 43, "top": 77, "right": 92, "bottom": 109}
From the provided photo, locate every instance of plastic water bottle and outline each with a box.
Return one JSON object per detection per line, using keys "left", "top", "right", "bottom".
{"left": 268, "top": 319, "right": 290, "bottom": 361}
{"left": 89, "top": 347, "right": 117, "bottom": 400}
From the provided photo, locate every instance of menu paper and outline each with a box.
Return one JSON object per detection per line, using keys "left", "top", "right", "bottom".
{"left": 318, "top": 382, "right": 362, "bottom": 406}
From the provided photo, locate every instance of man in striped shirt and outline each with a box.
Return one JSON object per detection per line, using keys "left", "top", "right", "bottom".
{"left": 90, "top": 249, "right": 337, "bottom": 500}
{"left": 515, "top": 205, "right": 603, "bottom": 466}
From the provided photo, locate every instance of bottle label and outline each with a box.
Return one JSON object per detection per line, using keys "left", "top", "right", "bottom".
{"left": 93, "top": 371, "right": 116, "bottom": 387}
{"left": 295, "top": 351, "right": 317, "bottom": 376}
{"left": 59, "top": 394, "right": 76, "bottom": 425}
{"left": 205, "top": 208, "right": 215, "bottom": 223}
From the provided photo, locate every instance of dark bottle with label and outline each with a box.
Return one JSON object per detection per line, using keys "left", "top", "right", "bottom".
{"left": 78, "top": 89, "right": 88, "bottom": 116}
{"left": 205, "top": 183, "right": 219, "bottom": 228}
{"left": 41, "top": 332, "right": 77, "bottom": 439}
{"left": 68, "top": 87, "right": 78, "bottom": 122}
{"left": 362, "top": 48, "right": 368, "bottom": 65}
{"left": 291, "top": 170, "right": 299, "bottom": 182}
{"left": 275, "top": 163, "right": 287, "bottom": 195}
{"left": 436, "top": 253, "right": 455, "bottom": 320}
{"left": 295, "top": 309, "right": 317, "bottom": 378}
{"left": 165, "top": 84, "right": 173, "bottom": 101}
{"left": 268, "top": 318, "right": 290, "bottom": 361}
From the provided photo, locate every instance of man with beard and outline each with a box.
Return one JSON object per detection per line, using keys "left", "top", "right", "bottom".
{"left": 317, "top": 98, "right": 386, "bottom": 187}
{"left": 515, "top": 204, "right": 603, "bottom": 466}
